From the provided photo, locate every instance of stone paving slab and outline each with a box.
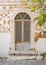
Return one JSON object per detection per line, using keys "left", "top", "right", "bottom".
{"left": 0, "top": 59, "right": 46, "bottom": 65}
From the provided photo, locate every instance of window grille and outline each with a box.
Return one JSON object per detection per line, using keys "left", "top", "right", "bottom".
{"left": 15, "top": 13, "right": 31, "bottom": 43}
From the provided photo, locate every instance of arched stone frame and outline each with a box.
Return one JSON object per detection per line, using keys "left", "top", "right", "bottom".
{"left": 10, "top": 8, "right": 35, "bottom": 52}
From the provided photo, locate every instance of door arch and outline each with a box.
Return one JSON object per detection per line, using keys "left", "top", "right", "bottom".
{"left": 15, "top": 12, "right": 31, "bottom": 44}
{"left": 11, "top": 8, "right": 35, "bottom": 51}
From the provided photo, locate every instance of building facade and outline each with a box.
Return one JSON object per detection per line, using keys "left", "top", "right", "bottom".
{"left": 0, "top": 0, "right": 46, "bottom": 60}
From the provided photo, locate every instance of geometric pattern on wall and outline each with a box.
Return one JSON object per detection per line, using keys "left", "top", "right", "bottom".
{"left": 0, "top": 6, "right": 15, "bottom": 33}
{"left": 0, "top": 6, "right": 46, "bottom": 33}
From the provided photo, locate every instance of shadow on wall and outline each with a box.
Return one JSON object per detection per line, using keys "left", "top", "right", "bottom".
{"left": 0, "top": 33, "right": 11, "bottom": 57}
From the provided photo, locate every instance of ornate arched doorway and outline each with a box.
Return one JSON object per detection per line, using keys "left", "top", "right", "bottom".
{"left": 15, "top": 12, "right": 31, "bottom": 50}
{"left": 10, "top": 9, "right": 35, "bottom": 60}
{"left": 15, "top": 12, "right": 31, "bottom": 51}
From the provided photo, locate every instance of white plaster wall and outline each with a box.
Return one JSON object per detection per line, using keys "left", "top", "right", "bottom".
{"left": 0, "top": 33, "right": 11, "bottom": 57}
{"left": 0, "top": 7, "right": 46, "bottom": 57}
{"left": 36, "top": 38, "right": 46, "bottom": 54}
{"left": 0, "top": 34, "right": 46, "bottom": 57}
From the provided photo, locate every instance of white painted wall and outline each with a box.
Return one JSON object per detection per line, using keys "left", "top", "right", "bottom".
{"left": 36, "top": 38, "right": 46, "bottom": 54}
{"left": 0, "top": 33, "right": 11, "bottom": 57}
{"left": 0, "top": 33, "right": 46, "bottom": 57}
{"left": 0, "top": 7, "right": 46, "bottom": 57}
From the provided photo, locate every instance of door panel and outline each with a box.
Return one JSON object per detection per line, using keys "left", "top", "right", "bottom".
{"left": 15, "top": 21, "right": 22, "bottom": 43}
{"left": 24, "top": 21, "right": 30, "bottom": 42}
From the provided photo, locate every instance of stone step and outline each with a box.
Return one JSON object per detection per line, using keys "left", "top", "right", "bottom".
{"left": 8, "top": 51, "right": 36, "bottom": 60}
{"left": 9, "top": 51, "right": 36, "bottom": 56}
{"left": 8, "top": 55, "right": 36, "bottom": 60}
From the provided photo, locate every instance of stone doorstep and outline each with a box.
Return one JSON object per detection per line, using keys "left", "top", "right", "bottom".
{"left": 8, "top": 55, "right": 36, "bottom": 60}
{"left": 8, "top": 51, "right": 36, "bottom": 60}
{"left": 9, "top": 51, "right": 36, "bottom": 56}
{"left": 8, "top": 51, "right": 44, "bottom": 60}
{"left": 8, "top": 55, "right": 44, "bottom": 60}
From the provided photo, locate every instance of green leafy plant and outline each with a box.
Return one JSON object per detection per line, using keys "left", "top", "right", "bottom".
{"left": 32, "top": 0, "right": 45, "bottom": 4}
{"left": 34, "top": 12, "right": 46, "bottom": 26}
{"left": 31, "top": 0, "right": 46, "bottom": 26}
{"left": 31, "top": 0, "right": 45, "bottom": 11}
{"left": 31, "top": 48, "right": 35, "bottom": 50}
{"left": 40, "top": 53, "right": 46, "bottom": 59}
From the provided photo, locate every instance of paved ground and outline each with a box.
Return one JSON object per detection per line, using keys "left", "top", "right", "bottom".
{"left": 0, "top": 59, "right": 46, "bottom": 65}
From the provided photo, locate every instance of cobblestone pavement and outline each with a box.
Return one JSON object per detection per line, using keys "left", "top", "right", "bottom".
{"left": 0, "top": 59, "right": 46, "bottom": 65}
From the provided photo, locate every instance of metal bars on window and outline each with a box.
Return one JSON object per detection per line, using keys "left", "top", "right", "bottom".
{"left": 15, "top": 21, "right": 22, "bottom": 43}
{"left": 24, "top": 21, "right": 30, "bottom": 42}
{"left": 15, "top": 13, "right": 31, "bottom": 43}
